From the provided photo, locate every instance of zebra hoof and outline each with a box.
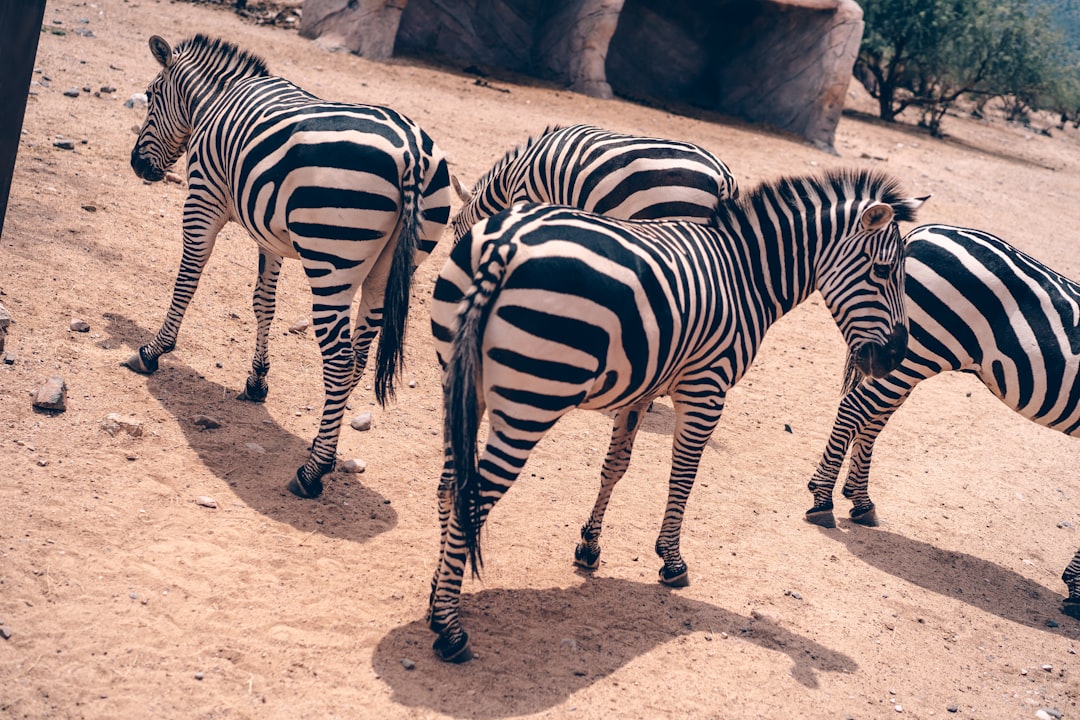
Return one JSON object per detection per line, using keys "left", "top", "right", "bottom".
{"left": 122, "top": 348, "right": 158, "bottom": 375}
{"left": 237, "top": 387, "right": 268, "bottom": 403}
{"left": 659, "top": 565, "right": 690, "bottom": 588}
{"left": 433, "top": 631, "right": 472, "bottom": 663}
{"left": 573, "top": 543, "right": 600, "bottom": 570}
{"left": 850, "top": 505, "right": 879, "bottom": 527}
{"left": 286, "top": 471, "right": 324, "bottom": 499}
{"left": 804, "top": 507, "right": 837, "bottom": 528}
{"left": 1062, "top": 598, "right": 1080, "bottom": 620}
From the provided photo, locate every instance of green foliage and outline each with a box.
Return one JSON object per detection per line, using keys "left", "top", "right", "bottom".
{"left": 857, "top": 0, "right": 1080, "bottom": 135}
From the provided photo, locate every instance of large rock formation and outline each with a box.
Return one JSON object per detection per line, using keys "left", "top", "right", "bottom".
{"left": 299, "top": 0, "right": 864, "bottom": 152}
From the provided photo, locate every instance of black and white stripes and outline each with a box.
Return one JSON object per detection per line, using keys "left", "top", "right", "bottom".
{"left": 126, "top": 34, "right": 452, "bottom": 498}
{"left": 804, "top": 223, "right": 1080, "bottom": 618}
{"left": 450, "top": 124, "right": 738, "bottom": 242}
{"left": 426, "top": 170, "right": 922, "bottom": 661}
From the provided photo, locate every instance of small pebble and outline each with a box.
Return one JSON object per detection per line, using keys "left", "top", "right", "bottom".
{"left": 129, "top": 592, "right": 139, "bottom": 600}
{"left": 1046, "top": 619, "right": 1059, "bottom": 628}
{"left": 194, "top": 672, "right": 204, "bottom": 681}
{"left": 400, "top": 658, "right": 416, "bottom": 670}
{"left": 193, "top": 415, "right": 223, "bottom": 430}
{"left": 124, "top": 93, "right": 147, "bottom": 108}
{"left": 407, "top": 380, "right": 417, "bottom": 388}
{"left": 195, "top": 496, "right": 218, "bottom": 509}
{"left": 350, "top": 412, "right": 372, "bottom": 431}
{"left": 101, "top": 413, "right": 142, "bottom": 437}
{"left": 100, "top": 85, "right": 116, "bottom": 93}
{"left": 0, "top": 627, "right": 11, "bottom": 640}
{"left": 3, "top": 352, "right": 15, "bottom": 365}
{"left": 894, "top": 705, "right": 903, "bottom": 713}
{"left": 288, "top": 318, "right": 310, "bottom": 334}
{"left": 245, "top": 442, "right": 265, "bottom": 454}
{"left": 341, "top": 458, "right": 366, "bottom": 474}
{"left": 1041, "top": 663, "right": 1052, "bottom": 672}
{"left": 946, "top": 704, "right": 959, "bottom": 713}
{"left": 164, "top": 171, "right": 184, "bottom": 184}
{"left": 1038, "top": 708, "right": 1063, "bottom": 720}
{"left": 63, "top": 87, "right": 80, "bottom": 97}
{"left": 32, "top": 375, "right": 67, "bottom": 412}
{"left": 53, "top": 139, "right": 75, "bottom": 150}
{"left": 70, "top": 318, "right": 90, "bottom": 332}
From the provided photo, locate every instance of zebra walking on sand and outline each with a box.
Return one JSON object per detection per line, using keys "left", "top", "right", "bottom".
{"left": 126, "top": 34, "right": 452, "bottom": 498}
{"left": 427, "top": 169, "right": 924, "bottom": 661}
{"left": 449, "top": 124, "right": 739, "bottom": 242}
{"left": 803, "top": 223, "right": 1080, "bottom": 620}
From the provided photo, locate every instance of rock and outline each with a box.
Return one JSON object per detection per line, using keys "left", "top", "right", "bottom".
{"left": 63, "top": 87, "right": 80, "bottom": 97}
{"left": 947, "top": 705, "right": 959, "bottom": 714}
{"left": 164, "top": 171, "right": 184, "bottom": 184}
{"left": 1038, "top": 708, "right": 1063, "bottom": 720}
{"left": 0, "top": 626, "right": 11, "bottom": 640}
{"left": 33, "top": 376, "right": 67, "bottom": 412}
{"left": 100, "top": 85, "right": 116, "bottom": 93}
{"left": 341, "top": 458, "right": 366, "bottom": 474}
{"left": 1046, "top": 619, "right": 1059, "bottom": 628}
{"left": 407, "top": 380, "right": 417, "bottom": 388}
{"left": 124, "top": 93, "right": 147, "bottom": 109}
{"left": 194, "top": 671, "right": 204, "bottom": 680}
{"left": 245, "top": 442, "right": 265, "bottom": 454}
{"left": 400, "top": 658, "right": 416, "bottom": 670}
{"left": 194, "top": 496, "right": 218, "bottom": 509}
{"left": 101, "top": 413, "right": 143, "bottom": 437}
{"left": 1041, "top": 663, "right": 1053, "bottom": 672}
{"left": 3, "top": 352, "right": 15, "bottom": 365}
{"left": 301, "top": 0, "right": 408, "bottom": 60}
{"left": 288, "top": 317, "right": 310, "bottom": 334}
{"left": 80, "top": 204, "right": 97, "bottom": 212}
{"left": 350, "top": 412, "right": 372, "bottom": 431}
{"left": 53, "top": 139, "right": 75, "bottom": 150}
{"left": 70, "top": 318, "right": 90, "bottom": 332}
{"left": 193, "top": 415, "right": 223, "bottom": 430}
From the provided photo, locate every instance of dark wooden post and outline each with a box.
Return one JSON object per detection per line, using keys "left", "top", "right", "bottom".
{"left": 0, "top": 0, "right": 48, "bottom": 240}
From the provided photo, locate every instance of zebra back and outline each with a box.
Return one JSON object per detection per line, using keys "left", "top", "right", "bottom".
{"left": 450, "top": 124, "right": 738, "bottom": 242}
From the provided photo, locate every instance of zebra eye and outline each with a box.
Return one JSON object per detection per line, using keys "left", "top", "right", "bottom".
{"left": 872, "top": 262, "right": 892, "bottom": 279}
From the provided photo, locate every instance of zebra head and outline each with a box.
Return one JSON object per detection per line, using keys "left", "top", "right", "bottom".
{"left": 817, "top": 188, "right": 926, "bottom": 379}
{"left": 130, "top": 35, "right": 268, "bottom": 183}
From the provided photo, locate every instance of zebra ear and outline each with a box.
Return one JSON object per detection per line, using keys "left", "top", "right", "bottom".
{"left": 149, "top": 35, "right": 175, "bottom": 69}
{"left": 451, "top": 175, "right": 473, "bottom": 203}
{"left": 860, "top": 202, "right": 894, "bottom": 231}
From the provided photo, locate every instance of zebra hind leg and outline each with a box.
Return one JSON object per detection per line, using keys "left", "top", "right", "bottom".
{"left": 574, "top": 403, "right": 648, "bottom": 571}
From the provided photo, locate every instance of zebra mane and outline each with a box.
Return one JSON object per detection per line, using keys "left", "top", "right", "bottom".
{"left": 173, "top": 34, "right": 270, "bottom": 78}
{"left": 468, "top": 124, "right": 566, "bottom": 195}
{"left": 718, "top": 168, "right": 915, "bottom": 225}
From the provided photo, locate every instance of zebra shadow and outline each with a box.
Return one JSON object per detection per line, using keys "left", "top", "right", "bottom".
{"left": 818, "top": 522, "right": 1075, "bottom": 635}
{"left": 373, "top": 577, "right": 857, "bottom": 718}
{"left": 102, "top": 313, "right": 398, "bottom": 542}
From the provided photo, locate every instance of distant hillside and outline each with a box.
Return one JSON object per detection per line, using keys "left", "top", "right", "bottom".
{"left": 1036, "top": 0, "right": 1080, "bottom": 52}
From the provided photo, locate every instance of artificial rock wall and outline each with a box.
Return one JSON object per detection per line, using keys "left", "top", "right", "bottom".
{"left": 299, "top": 0, "right": 864, "bottom": 152}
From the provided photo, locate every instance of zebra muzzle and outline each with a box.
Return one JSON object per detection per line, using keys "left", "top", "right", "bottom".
{"left": 130, "top": 148, "right": 165, "bottom": 182}
{"left": 853, "top": 324, "right": 908, "bottom": 378}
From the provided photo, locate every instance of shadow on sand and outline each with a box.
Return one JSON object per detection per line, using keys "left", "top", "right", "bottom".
{"left": 373, "top": 576, "right": 858, "bottom": 718}
{"left": 817, "top": 521, "right": 1076, "bottom": 634}
{"left": 103, "top": 312, "right": 398, "bottom": 543}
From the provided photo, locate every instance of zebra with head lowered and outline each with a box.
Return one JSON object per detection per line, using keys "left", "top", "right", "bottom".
{"left": 449, "top": 124, "right": 739, "bottom": 242}
{"left": 427, "top": 169, "right": 925, "bottom": 661}
{"left": 126, "top": 35, "right": 452, "bottom": 498}
{"left": 804, "top": 223, "right": 1080, "bottom": 620}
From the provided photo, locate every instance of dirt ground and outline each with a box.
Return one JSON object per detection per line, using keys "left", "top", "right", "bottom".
{"left": 2, "top": 2, "right": 1079, "bottom": 718}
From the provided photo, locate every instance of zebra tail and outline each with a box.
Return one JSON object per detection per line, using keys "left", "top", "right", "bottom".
{"left": 447, "top": 239, "right": 510, "bottom": 578}
{"left": 374, "top": 155, "right": 423, "bottom": 407}
{"left": 841, "top": 350, "right": 866, "bottom": 396}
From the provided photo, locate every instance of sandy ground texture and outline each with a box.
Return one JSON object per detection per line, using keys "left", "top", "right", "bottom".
{"left": 2, "top": 2, "right": 1080, "bottom": 718}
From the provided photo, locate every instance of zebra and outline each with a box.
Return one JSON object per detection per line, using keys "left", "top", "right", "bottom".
{"left": 803, "top": 223, "right": 1080, "bottom": 620}
{"left": 426, "top": 169, "right": 925, "bottom": 661}
{"left": 449, "top": 124, "right": 739, "bottom": 243}
{"left": 125, "top": 34, "right": 452, "bottom": 499}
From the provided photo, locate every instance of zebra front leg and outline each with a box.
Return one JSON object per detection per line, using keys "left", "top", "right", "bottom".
{"left": 238, "top": 249, "right": 283, "bottom": 402}
{"left": 654, "top": 395, "right": 723, "bottom": 587}
{"left": 840, "top": 419, "right": 890, "bottom": 526}
{"left": 575, "top": 402, "right": 648, "bottom": 570}
{"left": 124, "top": 216, "right": 224, "bottom": 374}
{"left": 1061, "top": 548, "right": 1080, "bottom": 619}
